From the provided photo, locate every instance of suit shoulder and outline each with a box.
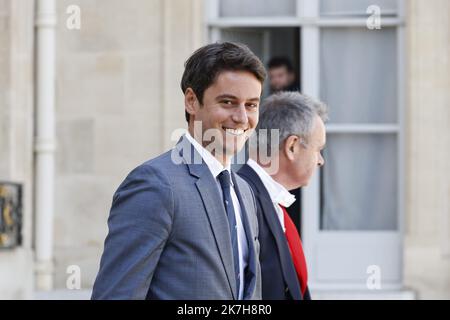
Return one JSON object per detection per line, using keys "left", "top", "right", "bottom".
{"left": 116, "top": 149, "right": 177, "bottom": 193}
{"left": 140, "top": 148, "right": 177, "bottom": 171}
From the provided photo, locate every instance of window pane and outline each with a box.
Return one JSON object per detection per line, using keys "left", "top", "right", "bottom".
{"left": 220, "top": 27, "right": 300, "bottom": 96}
{"left": 220, "top": 29, "right": 265, "bottom": 58}
{"left": 320, "top": 0, "right": 398, "bottom": 16}
{"left": 220, "top": 0, "right": 296, "bottom": 17}
{"left": 321, "top": 134, "right": 398, "bottom": 231}
{"left": 320, "top": 28, "right": 397, "bottom": 123}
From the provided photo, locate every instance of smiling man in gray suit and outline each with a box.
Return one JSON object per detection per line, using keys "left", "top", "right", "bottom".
{"left": 92, "top": 42, "right": 266, "bottom": 300}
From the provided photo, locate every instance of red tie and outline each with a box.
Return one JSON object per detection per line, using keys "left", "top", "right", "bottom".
{"left": 279, "top": 204, "right": 308, "bottom": 296}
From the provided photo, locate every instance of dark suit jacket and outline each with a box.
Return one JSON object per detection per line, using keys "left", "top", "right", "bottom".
{"left": 92, "top": 136, "right": 261, "bottom": 299}
{"left": 238, "top": 164, "right": 311, "bottom": 300}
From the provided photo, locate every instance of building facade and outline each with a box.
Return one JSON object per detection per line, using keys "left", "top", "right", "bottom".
{"left": 0, "top": 0, "right": 448, "bottom": 299}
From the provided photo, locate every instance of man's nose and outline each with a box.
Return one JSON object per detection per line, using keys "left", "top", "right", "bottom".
{"left": 318, "top": 153, "right": 325, "bottom": 166}
{"left": 232, "top": 104, "right": 249, "bottom": 124}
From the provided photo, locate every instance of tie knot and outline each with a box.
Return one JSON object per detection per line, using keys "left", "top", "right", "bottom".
{"left": 218, "top": 170, "right": 232, "bottom": 189}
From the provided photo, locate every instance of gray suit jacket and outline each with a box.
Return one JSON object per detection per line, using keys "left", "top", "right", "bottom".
{"left": 91, "top": 135, "right": 261, "bottom": 299}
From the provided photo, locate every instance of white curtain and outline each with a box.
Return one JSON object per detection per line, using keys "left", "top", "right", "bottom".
{"left": 320, "top": 28, "right": 398, "bottom": 231}
{"left": 320, "top": 27, "right": 397, "bottom": 124}
{"left": 321, "top": 134, "right": 398, "bottom": 230}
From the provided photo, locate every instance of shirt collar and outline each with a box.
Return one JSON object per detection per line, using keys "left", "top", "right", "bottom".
{"left": 247, "top": 158, "right": 296, "bottom": 208}
{"left": 184, "top": 132, "right": 233, "bottom": 184}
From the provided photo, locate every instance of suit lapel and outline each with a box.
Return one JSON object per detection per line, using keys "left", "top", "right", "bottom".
{"left": 239, "top": 164, "right": 302, "bottom": 300}
{"left": 231, "top": 171, "right": 257, "bottom": 299}
{"left": 175, "top": 136, "right": 237, "bottom": 299}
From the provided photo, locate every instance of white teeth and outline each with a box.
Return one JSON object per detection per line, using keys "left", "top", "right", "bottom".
{"left": 224, "top": 128, "right": 245, "bottom": 136}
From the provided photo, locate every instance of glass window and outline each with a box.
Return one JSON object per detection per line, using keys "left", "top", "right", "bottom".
{"left": 320, "top": 134, "right": 398, "bottom": 231}
{"left": 219, "top": 0, "right": 297, "bottom": 17}
{"left": 220, "top": 28, "right": 266, "bottom": 58}
{"left": 220, "top": 27, "right": 300, "bottom": 96}
{"left": 320, "top": 27, "right": 397, "bottom": 124}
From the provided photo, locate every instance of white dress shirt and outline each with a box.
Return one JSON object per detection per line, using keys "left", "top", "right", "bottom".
{"left": 185, "top": 132, "right": 248, "bottom": 300}
{"left": 247, "top": 158, "right": 296, "bottom": 232}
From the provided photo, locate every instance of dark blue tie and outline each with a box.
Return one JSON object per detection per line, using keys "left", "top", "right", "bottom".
{"left": 218, "top": 170, "right": 241, "bottom": 298}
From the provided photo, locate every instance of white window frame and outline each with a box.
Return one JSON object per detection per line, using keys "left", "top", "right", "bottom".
{"left": 205, "top": 0, "right": 406, "bottom": 291}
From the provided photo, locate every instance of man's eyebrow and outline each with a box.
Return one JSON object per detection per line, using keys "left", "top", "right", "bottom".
{"left": 215, "top": 94, "right": 238, "bottom": 101}
{"left": 215, "top": 94, "right": 260, "bottom": 102}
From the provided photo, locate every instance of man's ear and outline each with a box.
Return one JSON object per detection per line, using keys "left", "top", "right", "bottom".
{"left": 283, "top": 135, "right": 298, "bottom": 161}
{"left": 185, "top": 88, "right": 199, "bottom": 119}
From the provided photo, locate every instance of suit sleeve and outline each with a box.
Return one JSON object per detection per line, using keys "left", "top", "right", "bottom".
{"left": 91, "top": 164, "right": 174, "bottom": 299}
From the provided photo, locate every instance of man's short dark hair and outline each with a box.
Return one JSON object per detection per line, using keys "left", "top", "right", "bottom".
{"left": 267, "top": 56, "right": 294, "bottom": 72}
{"left": 181, "top": 42, "right": 266, "bottom": 122}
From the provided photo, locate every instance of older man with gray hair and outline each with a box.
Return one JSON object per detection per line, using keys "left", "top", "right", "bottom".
{"left": 238, "top": 91, "right": 328, "bottom": 300}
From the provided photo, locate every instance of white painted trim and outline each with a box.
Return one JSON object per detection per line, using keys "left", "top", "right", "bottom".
{"left": 262, "top": 30, "right": 271, "bottom": 63}
{"left": 295, "top": 0, "right": 303, "bottom": 18}
{"left": 206, "top": 17, "right": 404, "bottom": 28}
{"left": 209, "top": 27, "right": 221, "bottom": 43}
{"left": 299, "top": 0, "right": 320, "bottom": 287}
{"left": 326, "top": 124, "right": 400, "bottom": 133}
{"left": 300, "top": 0, "right": 319, "bottom": 17}
{"left": 317, "top": 17, "right": 404, "bottom": 27}
{"left": 312, "top": 289, "right": 416, "bottom": 300}
{"left": 34, "top": 0, "right": 56, "bottom": 291}
{"left": 311, "top": 283, "right": 403, "bottom": 291}
{"left": 205, "top": 0, "right": 219, "bottom": 19}
{"left": 207, "top": 17, "right": 301, "bottom": 28}
{"left": 398, "top": 0, "right": 406, "bottom": 20}
{"left": 206, "top": 0, "right": 406, "bottom": 291}
{"left": 320, "top": 10, "right": 398, "bottom": 17}
{"left": 397, "top": 0, "right": 407, "bottom": 280}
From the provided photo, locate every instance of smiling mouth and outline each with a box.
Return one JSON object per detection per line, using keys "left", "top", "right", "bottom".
{"left": 223, "top": 127, "right": 248, "bottom": 137}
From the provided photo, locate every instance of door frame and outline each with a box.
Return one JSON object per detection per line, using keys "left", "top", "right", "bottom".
{"left": 205, "top": 0, "right": 406, "bottom": 291}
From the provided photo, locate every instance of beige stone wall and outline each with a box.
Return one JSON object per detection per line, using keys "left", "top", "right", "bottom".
{"left": 404, "top": 0, "right": 450, "bottom": 299}
{"left": 1, "top": 0, "right": 449, "bottom": 299}
{"left": 0, "top": 0, "right": 11, "bottom": 177}
{"left": 0, "top": 0, "right": 35, "bottom": 299}
{"left": 53, "top": 0, "right": 204, "bottom": 288}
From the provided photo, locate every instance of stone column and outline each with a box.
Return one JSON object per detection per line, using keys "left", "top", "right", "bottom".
{"left": 404, "top": 0, "right": 450, "bottom": 299}
{"left": 0, "top": 0, "right": 35, "bottom": 299}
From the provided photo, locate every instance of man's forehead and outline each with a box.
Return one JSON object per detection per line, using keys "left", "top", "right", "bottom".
{"left": 207, "top": 72, "right": 262, "bottom": 97}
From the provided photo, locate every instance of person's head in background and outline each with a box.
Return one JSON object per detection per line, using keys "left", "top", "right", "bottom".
{"left": 267, "top": 57, "right": 298, "bottom": 93}
{"left": 181, "top": 42, "right": 266, "bottom": 166}
{"left": 250, "top": 91, "right": 328, "bottom": 190}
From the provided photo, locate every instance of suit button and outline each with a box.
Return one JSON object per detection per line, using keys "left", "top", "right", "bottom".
{"left": 285, "top": 287, "right": 289, "bottom": 293}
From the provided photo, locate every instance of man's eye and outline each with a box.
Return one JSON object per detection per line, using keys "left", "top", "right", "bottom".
{"left": 246, "top": 103, "right": 258, "bottom": 109}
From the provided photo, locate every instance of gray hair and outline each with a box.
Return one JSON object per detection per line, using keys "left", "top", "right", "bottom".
{"left": 254, "top": 91, "right": 328, "bottom": 150}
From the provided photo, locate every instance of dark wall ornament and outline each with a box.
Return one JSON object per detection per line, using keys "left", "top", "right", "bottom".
{"left": 0, "top": 182, "right": 22, "bottom": 249}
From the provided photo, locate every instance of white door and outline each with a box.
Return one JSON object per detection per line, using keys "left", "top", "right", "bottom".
{"left": 207, "top": 0, "right": 405, "bottom": 292}
{"left": 301, "top": 0, "right": 405, "bottom": 291}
